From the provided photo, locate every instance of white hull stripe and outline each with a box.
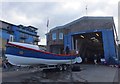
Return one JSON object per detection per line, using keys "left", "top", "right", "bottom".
{"left": 6, "top": 54, "right": 76, "bottom": 66}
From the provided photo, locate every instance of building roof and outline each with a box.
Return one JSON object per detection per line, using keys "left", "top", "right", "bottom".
{"left": 0, "top": 20, "right": 16, "bottom": 26}
{"left": 18, "top": 25, "right": 38, "bottom": 30}
{"left": 28, "top": 26, "right": 38, "bottom": 30}
{"left": 50, "top": 16, "right": 115, "bottom": 32}
{"left": 0, "top": 20, "right": 38, "bottom": 30}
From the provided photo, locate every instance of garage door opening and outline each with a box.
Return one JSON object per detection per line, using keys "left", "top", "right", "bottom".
{"left": 72, "top": 32, "right": 104, "bottom": 64}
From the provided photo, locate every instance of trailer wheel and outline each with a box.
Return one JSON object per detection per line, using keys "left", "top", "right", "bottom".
{"left": 59, "top": 65, "right": 63, "bottom": 71}
{"left": 63, "top": 65, "right": 67, "bottom": 71}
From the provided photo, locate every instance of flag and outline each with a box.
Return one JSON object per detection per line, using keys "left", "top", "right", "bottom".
{"left": 86, "top": 5, "right": 87, "bottom": 10}
{"left": 86, "top": 5, "right": 88, "bottom": 15}
{"left": 47, "top": 19, "right": 49, "bottom": 27}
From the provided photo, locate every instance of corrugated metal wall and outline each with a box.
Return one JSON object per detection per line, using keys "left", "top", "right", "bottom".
{"left": 102, "top": 29, "right": 117, "bottom": 62}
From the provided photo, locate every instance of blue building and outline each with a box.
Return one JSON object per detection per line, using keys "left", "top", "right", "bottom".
{"left": 0, "top": 20, "right": 39, "bottom": 50}
{"left": 47, "top": 16, "right": 118, "bottom": 64}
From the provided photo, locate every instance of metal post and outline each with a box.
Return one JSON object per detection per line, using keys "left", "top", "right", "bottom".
{"left": 70, "top": 35, "right": 73, "bottom": 82}
{"left": 76, "top": 39, "right": 78, "bottom": 51}
{"left": 72, "top": 36, "right": 74, "bottom": 50}
{"left": 70, "top": 54, "right": 73, "bottom": 82}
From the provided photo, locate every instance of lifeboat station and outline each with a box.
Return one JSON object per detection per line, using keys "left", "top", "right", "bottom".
{"left": 47, "top": 16, "right": 119, "bottom": 64}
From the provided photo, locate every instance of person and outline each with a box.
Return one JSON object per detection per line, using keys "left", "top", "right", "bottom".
{"left": 65, "top": 46, "right": 70, "bottom": 54}
{"left": 2, "top": 49, "right": 8, "bottom": 69}
{"left": 98, "top": 53, "right": 101, "bottom": 63}
{"left": 94, "top": 54, "right": 97, "bottom": 64}
{"left": 85, "top": 57, "right": 88, "bottom": 63}
{"left": 7, "top": 39, "right": 9, "bottom": 43}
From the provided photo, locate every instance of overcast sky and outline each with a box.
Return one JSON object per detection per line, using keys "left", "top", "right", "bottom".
{"left": 0, "top": 0, "right": 119, "bottom": 45}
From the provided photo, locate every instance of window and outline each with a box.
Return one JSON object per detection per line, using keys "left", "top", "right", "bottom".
{"left": 20, "top": 32, "right": 24, "bottom": 36}
{"left": 59, "top": 33, "right": 63, "bottom": 39}
{"left": 52, "top": 33, "right": 56, "bottom": 40}
{"left": 7, "top": 26, "right": 9, "bottom": 30}
{"left": 20, "top": 39, "right": 25, "bottom": 43}
{"left": 46, "top": 35, "right": 49, "bottom": 40}
{"left": 20, "top": 32, "right": 28, "bottom": 38}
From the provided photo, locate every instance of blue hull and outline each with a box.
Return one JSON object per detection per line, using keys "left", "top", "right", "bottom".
{"left": 6, "top": 43, "right": 77, "bottom": 60}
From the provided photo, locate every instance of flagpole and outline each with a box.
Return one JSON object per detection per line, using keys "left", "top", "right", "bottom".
{"left": 86, "top": 5, "right": 88, "bottom": 16}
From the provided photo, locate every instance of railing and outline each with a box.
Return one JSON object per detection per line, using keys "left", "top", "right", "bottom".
{"left": 2, "top": 27, "right": 14, "bottom": 34}
{"left": 20, "top": 35, "right": 28, "bottom": 39}
{"left": 18, "top": 28, "right": 37, "bottom": 35}
{"left": 34, "top": 38, "right": 40, "bottom": 42}
{"left": 7, "top": 30, "right": 14, "bottom": 34}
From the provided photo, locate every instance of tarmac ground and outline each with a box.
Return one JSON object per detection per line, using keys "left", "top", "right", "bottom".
{"left": 1, "top": 64, "right": 120, "bottom": 84}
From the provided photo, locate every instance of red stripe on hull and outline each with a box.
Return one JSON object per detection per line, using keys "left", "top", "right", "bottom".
{"left": 7, "top": 42, "right": 77, "bottom": 56}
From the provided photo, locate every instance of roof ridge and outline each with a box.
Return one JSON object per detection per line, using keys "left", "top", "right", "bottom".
{"left": 50, "top": 16, "right": 113, "bottom": 32}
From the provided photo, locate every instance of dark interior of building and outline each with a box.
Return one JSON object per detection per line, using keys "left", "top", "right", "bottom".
{"left": 73, "top": 32, "right": 104, "bottom": 63}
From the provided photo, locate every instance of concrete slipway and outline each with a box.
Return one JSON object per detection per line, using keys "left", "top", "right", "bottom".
{"left": 1, "top": 64, "right": 119, "bottom": 83}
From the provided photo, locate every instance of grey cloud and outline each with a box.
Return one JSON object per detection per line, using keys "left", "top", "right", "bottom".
{"left": 1, "top": 2, "right": 58, "bottom": 35}
{"left": 2, "top": 2, "right": 60, "bottom": 18}
{"left": 1, "top": 1, "right": 119, "bottom": 44}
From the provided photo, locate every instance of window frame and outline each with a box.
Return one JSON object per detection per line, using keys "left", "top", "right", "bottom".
{"left": 59, "top": 32, "right": 63, "bottom": 39}
{"left": 52, "top": 33, "right": 56, "bottom": 40}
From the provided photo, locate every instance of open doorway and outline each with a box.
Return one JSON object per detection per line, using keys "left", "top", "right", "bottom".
{"left": 72, "top": 32, "right": 104, "bottom": 64}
